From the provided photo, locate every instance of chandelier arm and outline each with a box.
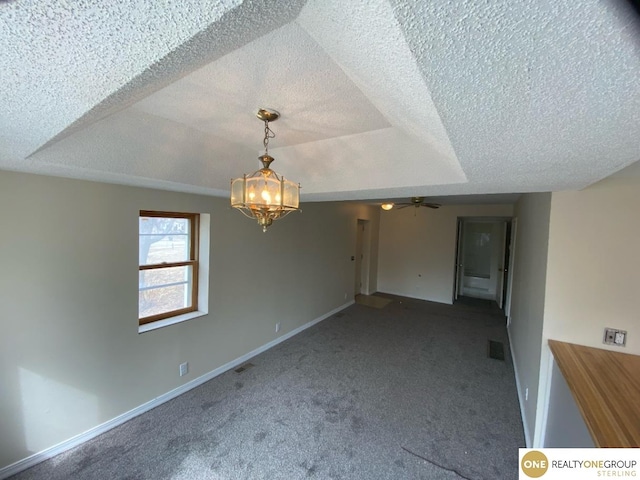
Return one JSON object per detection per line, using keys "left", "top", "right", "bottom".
{"left": 234, "top": 207, "right": 259, "bottom": 220}
{"left": 277, "top": 207, "right": 299, "bottom": 217}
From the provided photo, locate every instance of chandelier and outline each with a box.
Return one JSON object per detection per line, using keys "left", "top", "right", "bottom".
{"left": 230, "top": 109, "right": 301, "bottom": 232}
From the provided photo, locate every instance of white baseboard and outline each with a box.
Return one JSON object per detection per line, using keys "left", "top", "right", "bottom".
{"left": 377, "top": 289, "right": 451, "bottom": 305}
{"left": 507, "top": 326, "right": 532, "bottom": 448}
{"left": 0, "top": 300, "right": 354, "bottom": 480}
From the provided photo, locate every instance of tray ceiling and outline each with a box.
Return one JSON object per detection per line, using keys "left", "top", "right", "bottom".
{"left": 1, "top": 0, "right": 639, "bottom": 202}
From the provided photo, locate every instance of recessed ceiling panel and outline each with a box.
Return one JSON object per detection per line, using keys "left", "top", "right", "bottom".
{"left": 271, "top": 127, "right": 466, "bottom": 200}
{"left": 133, "top": 22, "right": 391, "bottom": 148}
{"left": 298, "top": 0, "right": 458, "bottom": 161}
{"left": 28, "top": 109, "right": 252, "bottom": 192}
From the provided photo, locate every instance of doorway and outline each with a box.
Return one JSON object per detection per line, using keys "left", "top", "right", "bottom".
{"left": 354, "top": 219, "right": 371, "bottom": 296}
{"left": 454, "top": 218, "right": 512, "bottom": 307}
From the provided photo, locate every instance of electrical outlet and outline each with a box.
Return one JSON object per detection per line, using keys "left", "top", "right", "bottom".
{"left": 614, "top": 331, "right": 627, "bottom": 346}
{"left": 603, "top": 328, "right": 627, "bottom": 347}
{"left": 275, "top": 322, "right": 280, "bottom": 333}
{"left": 525, "top": 387, "right": 529, "bottom": 402}
{"left": 179, "top": 362, "right": 189, "bottom": 377}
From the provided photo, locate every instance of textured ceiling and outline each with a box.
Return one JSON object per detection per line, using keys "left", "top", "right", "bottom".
{"left": 1, "top": 0, "right": 639, "bottom": 202}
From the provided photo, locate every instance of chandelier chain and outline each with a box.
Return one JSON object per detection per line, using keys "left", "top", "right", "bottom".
{"left": 263, "top": 119, "right": 275, "bottom": 155}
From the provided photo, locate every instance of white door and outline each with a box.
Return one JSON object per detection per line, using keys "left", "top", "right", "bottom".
{"left": 458, "top": 220, "right": 507, "bottom": 301}
{"left": 461, "top": 221, "right": 493, "bottom": 299}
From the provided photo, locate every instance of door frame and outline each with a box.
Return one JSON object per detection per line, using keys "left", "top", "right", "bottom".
{"left": 453, "top": 219, "right": 464, "bottom": 302}
{"left": 498, "top": 220, "right": 509, "bottom": 308}
{"left": 354, "top": 219, "right": 371, "bottom": 296}
{"left": 453, "top": 216, "right": 513, "bottom": 305}
{"left": 504, "top": 217, "right": 518, "bottom": 324}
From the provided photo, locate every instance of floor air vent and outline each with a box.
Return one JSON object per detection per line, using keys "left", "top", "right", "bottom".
{"left": 488, "top": 340, "right": 505, "bottom": 361}
{"left": 234, "top": 363, "right": 255, "bottom": 373}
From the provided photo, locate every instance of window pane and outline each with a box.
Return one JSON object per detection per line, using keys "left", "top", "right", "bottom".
{"left": 463, "top": 223, "right": 492, "bottom": 278}
{"left": 139, "top": 266, "right": 193, "bottom": 318}
{"left": 139, "top": 216, "right": 190, "bottom": 266}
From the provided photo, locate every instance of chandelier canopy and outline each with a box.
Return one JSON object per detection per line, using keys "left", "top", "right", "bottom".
{"left": 230, "top": 109, "right": 301, "bottom": 232}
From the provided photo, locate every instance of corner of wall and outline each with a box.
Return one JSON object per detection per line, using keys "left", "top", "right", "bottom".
{"left": 508, "top": 192, "right": 551, "bottom": 447}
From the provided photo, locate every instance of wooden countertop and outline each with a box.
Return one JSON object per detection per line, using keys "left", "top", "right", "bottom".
{"left": 549, "top": 340, "right": 640, "bottom": 447}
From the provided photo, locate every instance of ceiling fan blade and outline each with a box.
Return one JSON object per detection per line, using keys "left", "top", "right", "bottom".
{"left": 387, "top": 199, "right": 441, "bottom": 210}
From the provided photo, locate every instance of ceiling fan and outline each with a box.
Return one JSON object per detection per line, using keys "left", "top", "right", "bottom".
{"left": 382, "top": 197, "right": 441, "bottom": 210}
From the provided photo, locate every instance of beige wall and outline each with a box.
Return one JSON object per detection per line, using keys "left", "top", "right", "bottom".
{"left": 0, "top": 170, "right": 379, "bottom": 469}
{"left": 544, "top": 174, "right": 640, "bottom": 354}
{"left": 377, "top": 204, "right": 513, "bottom": 303}
{"left": 507, "top": 192, "right": 552, "bottom": 447}
{"left": 533, "top": 172, "right": 640, "bottom": 445}
{"left": 6, "top": 164, "right": 637, "bottom": 466}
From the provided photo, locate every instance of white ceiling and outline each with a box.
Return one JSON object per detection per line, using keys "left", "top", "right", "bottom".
{"left": 1, "top": 0, "right": 639, "bottom": 203}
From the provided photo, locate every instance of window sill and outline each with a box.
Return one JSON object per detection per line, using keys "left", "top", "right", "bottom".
{"left": 138, "top": 310, "right": 207, "bottom": 334}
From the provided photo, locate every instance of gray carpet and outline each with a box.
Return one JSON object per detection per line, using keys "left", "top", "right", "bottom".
{"left": 11, "top": 294, "right": 524, "bottom": 480}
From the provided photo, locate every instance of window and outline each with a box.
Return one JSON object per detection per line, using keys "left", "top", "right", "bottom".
{"left": 139, "top": 211, "right": 199, "bottom": 325}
